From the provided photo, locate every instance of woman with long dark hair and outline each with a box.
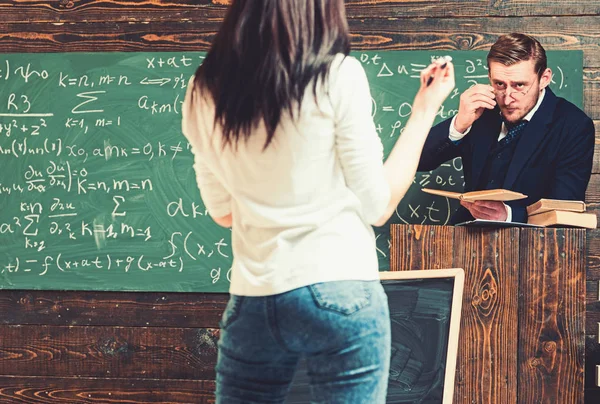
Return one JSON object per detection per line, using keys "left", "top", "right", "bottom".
{"left": 182, "top": 1, "right": 454, "bottom": 402}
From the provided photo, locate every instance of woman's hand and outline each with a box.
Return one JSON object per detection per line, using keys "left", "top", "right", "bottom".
{"left": 412, "top": 59, "right": 455, "bottom": 116}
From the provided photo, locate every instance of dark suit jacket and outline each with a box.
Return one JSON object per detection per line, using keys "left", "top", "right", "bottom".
{"left": 418, "top": 88, "right": 595, "bottom": 224}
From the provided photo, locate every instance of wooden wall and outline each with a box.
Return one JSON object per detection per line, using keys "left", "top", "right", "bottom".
{"left": 390, "top": 225, "right": 586, "bottom": 404}
{"left": 1, "top": 0, "right": 599, "bottom": 402}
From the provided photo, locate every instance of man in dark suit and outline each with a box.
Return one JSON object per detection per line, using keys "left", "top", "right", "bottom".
{"left": 418, "top": 33, "right": 595, "bottom": 224}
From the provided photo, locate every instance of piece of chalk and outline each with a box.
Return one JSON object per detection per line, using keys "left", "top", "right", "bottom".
{"left": 427, "top": 56, "right": 453, "bottom": 86}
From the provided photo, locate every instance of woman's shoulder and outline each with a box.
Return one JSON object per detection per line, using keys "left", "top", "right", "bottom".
{"left": 183, "top": 75, "right": 216, "bottom": 118}
{"left": 330, "top": 53, "right": 364, "bottom": 76}
{"left": 328, "top": 53, "right": 369, "bottom": 93}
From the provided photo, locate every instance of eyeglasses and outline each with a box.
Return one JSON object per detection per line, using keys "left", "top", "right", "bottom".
{"left": 492, "top": 81, "right": 536, "bottom": 100}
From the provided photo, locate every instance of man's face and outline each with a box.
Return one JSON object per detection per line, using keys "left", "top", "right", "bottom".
{"left": 488, "top": 59, "right": 544, "bottom": 124}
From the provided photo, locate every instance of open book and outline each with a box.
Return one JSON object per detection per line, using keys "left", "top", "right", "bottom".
{"left": 527, "top": 210, "right": 597, "bottom": 229}
{"left": 526, "top": 198, "right": 586, "bottom": 216}
{"left": 421, "top": 188, "right": 527, "bottom": 202}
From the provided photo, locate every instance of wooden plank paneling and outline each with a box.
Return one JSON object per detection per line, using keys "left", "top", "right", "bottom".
{"left": 587, "top": 305, "right": 600, "bottom": 336}
{"left": 0, "top": 291, "right": 228, "bottom": 327}
{"left": 389, "top": 224, "right": 454, "bottom": 271}
{"left": 586, "top": 230, "right": 600, "bottom": 341}
{"left": 2, "top": 0, "right": 600, "bottom": 23}
{"left": 0, "top": 325, "right": 219, "bottom": 379}
{"left": 518, "top": 229, "right": 585, "bottom": 404}
{"left": 0, "top": 17, "right": 599, "bottom": 65}
{"left": 587, "top": 229, "right": 600, "bottom": 280}
{"left": 0, "top": 21, "right": 222, "bottom": 53}
{"left": 586, "top": 176, "right": 600, "bottom": 203}
{"left": 0, "top": 376, "right": 216, "bottom": 403}
{"left": 586, "top": 229, "right": 600, "bottom": 335}
{"left": 586, "top": 69, "right": 600, "bottom": 122}
{"left": 0, "top": 0, "right": 227, "bottom": 24}
{"left": 452, "top": 227, "right": 519, "bottom": 404}
{"left": 586, "top": 281, "right": 600, "bottom": 334}
{"left": 587, "top": 281, "right": 599, "bottom": 302}
{"left": 585, "top": 335, "right": 600, "bottom": 402}
{"left": 351, "top": 1, "right": 600, "bottom": 19}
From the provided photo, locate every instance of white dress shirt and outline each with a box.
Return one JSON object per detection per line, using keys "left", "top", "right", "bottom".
{"left": 447, "top": 89, "right": 546, "bottom": 222}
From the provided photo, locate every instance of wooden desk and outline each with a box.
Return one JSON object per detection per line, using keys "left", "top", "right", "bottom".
{"left": 390, "top": 224, "right": 585, "bottom": 404}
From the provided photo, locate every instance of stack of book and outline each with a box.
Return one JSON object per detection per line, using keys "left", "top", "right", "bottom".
{"left": 526, "top": 199, "right": 597, "bottom": 229}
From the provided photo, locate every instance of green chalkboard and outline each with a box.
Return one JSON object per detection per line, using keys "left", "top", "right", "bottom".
{"left": 0, "top": 51, "right": 583, "bottom": 292}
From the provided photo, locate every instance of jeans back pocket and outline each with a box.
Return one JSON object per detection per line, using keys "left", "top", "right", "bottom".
{"left": 220, "top": 295, "right": 244, "bottom": 330}
{"left": 309, "top": 281, "right": 371, "bottom": 316}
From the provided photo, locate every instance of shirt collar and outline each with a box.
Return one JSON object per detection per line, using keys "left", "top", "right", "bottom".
{"left": 523, "top": 88, "right": 545, "bottom": 122}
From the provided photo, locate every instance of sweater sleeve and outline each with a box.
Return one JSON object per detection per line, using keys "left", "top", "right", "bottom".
{"left": 330, "top": 57, "right": 390, "bottom": 225}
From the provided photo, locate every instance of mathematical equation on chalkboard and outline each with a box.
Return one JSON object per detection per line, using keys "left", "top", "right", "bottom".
{"left": 0, "top": 51, "right": 582, "bottom": 290}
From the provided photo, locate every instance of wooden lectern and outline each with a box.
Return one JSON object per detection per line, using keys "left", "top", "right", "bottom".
{"left": 390, "top": 224, "right": 585, "bottom": 404}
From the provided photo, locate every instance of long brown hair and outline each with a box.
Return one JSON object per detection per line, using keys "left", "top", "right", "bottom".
{"left": 193, "top": 0, "right": 351, "bottom": 149}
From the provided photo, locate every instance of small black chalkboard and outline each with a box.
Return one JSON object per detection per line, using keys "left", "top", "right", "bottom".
{"left": 286, "top": 268, "right": 464, "bottom": 403}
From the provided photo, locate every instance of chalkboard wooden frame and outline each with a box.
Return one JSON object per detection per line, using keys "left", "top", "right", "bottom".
{"left": 380, "top": 268, "right": 464, "bottom": 404}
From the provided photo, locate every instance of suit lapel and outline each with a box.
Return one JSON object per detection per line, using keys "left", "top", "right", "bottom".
{"left": 503, "top": 88, "right": 558, "bottom": 189}
{"left": 470, "top": 110, "right": 502, "bottom": 189}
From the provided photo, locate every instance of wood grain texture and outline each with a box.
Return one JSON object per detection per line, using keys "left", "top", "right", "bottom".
{"left": 389, "top": 224, "right": 454, "bottom": 271}
{"left": 2, "top": 0, "right": 600, "bottom": 23}
{"left": 0, "top": 291, "right": 228, "bottom": 327}
{"left": 585, "top": 335, "right": 600, "bottom": 403}
{"left": 451, "top": 227, "right": 519, "bottom": 404}
{"left": 586, "top": 176, "right": 600, "bottom": 203}
{"left": 0, "top": 0, "right": 227, "bottom": 24}
{"left": 0, "top": 325, "right": 219, "bottom": 379}
{"left": 518, "top": 229, "right": 585, "bottom": 404}
{"left": 587, "top": 280, "right": 599, "bottom": 302}
{"left": 585, "top": 281, "right": 600, "bottom": 334}
{"left": 584, "top": 216, "right": 600, "bottom": 402}
{"left": 586, "top": 229, "right": 600, "bottom": 280}
{"left": 0, "top": 376, "right": 216, "bottom": 403}
{"left": 0, "top": 17, "right": 599, "bottom": 65}
{"left": 586, "top": 68, "right": 600, "bottom": 122}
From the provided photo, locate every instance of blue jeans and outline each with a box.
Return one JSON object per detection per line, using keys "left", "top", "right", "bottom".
{"left": 216, "top": 280, "right": 391, "bottom": 404}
